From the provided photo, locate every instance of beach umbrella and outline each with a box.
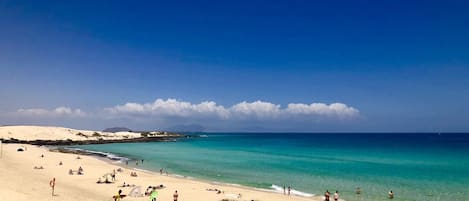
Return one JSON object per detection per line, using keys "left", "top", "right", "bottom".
{"left": 101, "top": 173, "right": 113, "bottom": 181}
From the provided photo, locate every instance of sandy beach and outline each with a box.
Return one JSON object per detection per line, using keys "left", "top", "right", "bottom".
{"left": 0, "top": 142, "right": 323, "bottom": 201}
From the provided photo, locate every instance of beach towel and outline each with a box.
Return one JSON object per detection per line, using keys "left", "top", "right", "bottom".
{"left": 129, "top": 186, "right": 142, "bottom": 197}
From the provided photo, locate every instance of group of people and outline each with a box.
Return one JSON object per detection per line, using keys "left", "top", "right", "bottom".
{"left": 282, "top": 185, "right": 292, "bottom": 195}
{"left": 159, "top": 168, "right": 169, "bottom": 175}
{"left": 322, "top": 187, "right": 394, "bottom": 201}
{"left": 111, "top": 187, "right": 178, "bottom": 201}
{"left": 324, "top": 190, "right": 340, "bottom": 201}
{"left": 355, "top": 187, "right": 395, "bottom": 199}
{"left": 69, "top": 166, "right": 84, "bottom": 175}
{"left": 130, "top": 171, "right": 138, "bottom": 177}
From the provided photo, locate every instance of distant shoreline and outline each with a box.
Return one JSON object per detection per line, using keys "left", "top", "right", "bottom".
{"left": 0, "top": 125, "right": 188, "bottom": 146}
{"left": 0, "top": 135, "right": 187, "bottom": 146}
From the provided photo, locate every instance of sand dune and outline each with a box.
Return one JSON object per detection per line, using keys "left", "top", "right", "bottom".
{"left": 0, "top": 125, "right": 146, "bottom": 141}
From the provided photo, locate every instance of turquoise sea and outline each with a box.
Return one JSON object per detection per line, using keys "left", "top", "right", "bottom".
{"left": 71, "top": 133, "right": 469, "bottom": 201}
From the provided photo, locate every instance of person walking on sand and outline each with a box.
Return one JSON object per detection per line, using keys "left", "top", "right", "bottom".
{"left": 334, "top": 191, "right": 339, "bottom": 201}
{"left": 287, "top": 186, "right": 291, "bottom": 195}
{"left": 49, "top": 178, "right": 56, "bottom": 196}
{"left": 173, "top": 190, "right": 179, "bottom": 201}
{"left": 114, "top": 189, "right": 124, "bottom": 201}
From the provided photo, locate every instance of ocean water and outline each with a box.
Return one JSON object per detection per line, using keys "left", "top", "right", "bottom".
{"left": 71, "top": 133, "right": 469, "bottom": 201}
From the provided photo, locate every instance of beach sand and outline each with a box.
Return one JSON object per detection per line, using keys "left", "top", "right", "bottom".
{"left": 0, "top": 143, "right": 322, "bottom": 201}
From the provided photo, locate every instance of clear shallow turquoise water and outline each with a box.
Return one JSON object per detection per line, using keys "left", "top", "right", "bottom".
{"left": 72, "top": 133, "right": 469, "bottom": 201}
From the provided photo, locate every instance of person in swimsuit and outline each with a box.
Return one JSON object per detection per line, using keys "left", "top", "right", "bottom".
{"left": 388, "top": 190, "right": 394, "bottom": 199}
{"left": 49, "top": 178, "right": 56, "bottom": 196}
{"left": 173, "top": 190, "right": 179, "bottom": 201}
{"left": 334, "top": 191, "right": 339, "bottom": 201}
{"left": 356, "top": 187, "right": 361, "bottom": 194}
{"left": 325, "top": 190, "right": 330, "bottom": 201}
{"left": 287, "top": 186, "right": 291, "bottom": 195}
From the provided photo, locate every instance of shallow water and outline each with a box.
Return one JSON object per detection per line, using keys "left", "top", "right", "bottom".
{"left": 73, "top": 133, "right": 469, "bottom": 201}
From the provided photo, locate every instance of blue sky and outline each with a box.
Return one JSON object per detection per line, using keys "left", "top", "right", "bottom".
{"left": 1, "top": 0, "right": 468, "bottom": 132}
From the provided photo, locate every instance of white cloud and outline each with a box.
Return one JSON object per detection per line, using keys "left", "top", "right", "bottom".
{"left": 285, "top": 103, "right": 359, "bottom": 118}
{"left": 12, "top": 99, "right": 359, "bottom": 128}
{"left": 105, "top": 98, "right": 359, "bottom": 120}
{"left": 16, "top": 107, "right": 86, "bottom": 118}
{"left": 105, "top": 99, "right": 230, "bottom": 119}
{"left": 230, "top": 101, "right": 280, "bottom": 119}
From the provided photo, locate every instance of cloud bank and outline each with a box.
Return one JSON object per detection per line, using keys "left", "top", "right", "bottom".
{"left": 16, "top": 107, "right": 86, "bottom": 118}
{"left": 12, "top": 99, "right": 359, "bottom": 131}
{"left": 104, "top": 99, "right": 359, "bottom": 120}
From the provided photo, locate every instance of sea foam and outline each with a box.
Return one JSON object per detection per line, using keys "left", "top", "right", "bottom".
{"left": 271, "top": 184, "right": 315, "bottom": 197}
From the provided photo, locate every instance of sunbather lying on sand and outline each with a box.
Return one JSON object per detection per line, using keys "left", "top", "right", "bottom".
{"left": 119, "top": 182, "right": 135, "bottom": 187}
{"left": 96, "top": 177, "right": 113, "bottom": 184}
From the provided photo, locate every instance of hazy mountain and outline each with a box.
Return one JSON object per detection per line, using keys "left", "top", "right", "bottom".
{"left": 102, "top": 127, "right": 132, "bottom": 133}
{"left": 166, "top": 124, "right": 205, "bottom": 132}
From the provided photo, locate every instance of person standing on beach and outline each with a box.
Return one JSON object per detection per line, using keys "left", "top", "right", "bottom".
{"left": 287, "top": 186, "right": 291, "bottom": 195}
{"left": 325, "top": 190, "right": 330, "bottom": 201}
{"left": 114, "top": 189, "right": 123, "bottom": 201}
{"left": 49, "top": 178, "right": 56, "bottom": 196}
{"left": 388, "top": 190, "right": 394, "bottom": 199}
{"left": 112, "top": 169, "right": 116, "bottom": 181}
{"left": 173, "top": 190, "right": 179, "bottom": 201}
{"left": 334, "top": 191, "right": 339, "bottom": 201}
{"left": 283, "top": 185, "right": 286, "bottom": 195}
